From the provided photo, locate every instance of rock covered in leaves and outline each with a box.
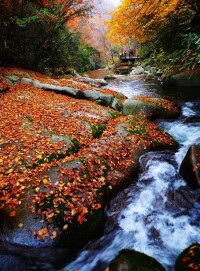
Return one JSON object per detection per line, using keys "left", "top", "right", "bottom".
{"left": 180, "top": 145, "right": 200, "bottom": 189}
{"left": 106, "top": 249, "right": 166, "bottom": 271}
{"left": 21, "top": 77, "right": 122, "bottom": 110}
{"left": 175, "top": 243, "right": 200, "bottom": 271}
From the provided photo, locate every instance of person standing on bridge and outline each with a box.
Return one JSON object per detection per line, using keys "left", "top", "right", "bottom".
{"left": 132, "top": 49, "right": 136, "bottom": 56}
{"left": 124, "top": 50, "right": 127, "bottom": 59}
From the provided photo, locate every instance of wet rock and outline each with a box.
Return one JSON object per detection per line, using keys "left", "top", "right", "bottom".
{"left": 175, "top": 243, "right": 200, "bottom": 271}
{"left": 165, "top": 185, "right": 200, "bottom": 211}
{"left": 0, "top": 242, "right": 74, "bottom": 271}
{"left": 107, "top": 249, "right": 166, "bottom": 271}
{"left": 156, "top": 69, "right": 163, "bottom": 76}
{"left": 180, "top": 145, "right": 200, "bottom": 189}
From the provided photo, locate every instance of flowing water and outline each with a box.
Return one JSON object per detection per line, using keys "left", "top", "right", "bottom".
{"left": 1, "top": 72, "right": 200, "bottom": 271}
{"left": 66, "top": 74, "right": 200, "bottom": 271}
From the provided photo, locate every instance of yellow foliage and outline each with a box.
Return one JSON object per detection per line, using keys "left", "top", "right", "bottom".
{"left": 106, "top": 0, "right": 198, "bottom": 43}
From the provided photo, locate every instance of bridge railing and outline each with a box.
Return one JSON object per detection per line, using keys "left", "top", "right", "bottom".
{"left": 119, "top": 55, "right": 137, "bottom": 60}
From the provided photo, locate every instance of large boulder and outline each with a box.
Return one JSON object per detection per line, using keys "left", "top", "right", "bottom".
{"left": 123, "top": 97, "right": 180, "bottom": 119}
{"left": 175, "top": 243, "right": 200, "bottom": 271}
{"left": 179, "top": 145, "right": 200, "bottom": 189}
{"left": 107, "top": 249, "right": 166, "bottom": 271}
{"left": 163, "top": 71, "right": 200, "bottom": 87}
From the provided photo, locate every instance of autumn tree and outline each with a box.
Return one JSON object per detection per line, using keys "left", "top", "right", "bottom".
{"left": 0, "top": 0, "right": 96, "bottom": 72}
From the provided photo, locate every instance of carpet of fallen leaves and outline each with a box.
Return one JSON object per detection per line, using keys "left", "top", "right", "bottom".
{"left": 0, "top": 67, "right": 178, "bottom": 241}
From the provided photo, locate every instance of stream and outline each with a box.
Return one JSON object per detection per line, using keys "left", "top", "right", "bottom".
{"left": 66, "top": 73, "right": 200, "bottom": 271}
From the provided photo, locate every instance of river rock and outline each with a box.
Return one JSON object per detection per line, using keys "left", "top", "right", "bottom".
{"left": 144, "top": 65, "right": 151, "bottom": 72}
{"left": 130, "top": 67, "right": 144, "bottom": 75}
{"left": 156, "top": 69, "right": 163, "bottom": 76}
{"left": 175, "top": 243, "right": 200, "bottom": 271}
{"left": 4, "top": 75, "right": 19, "bottom": 85}
{"left": 150, "top": 67, "right": 157, "bottom": 74}
{"left": 163, "top": 71, "right": 200, "bottom": 87}
{"left": 95, "top": 79, "right": 108, "bottom": 86}
{"left": 21, "top": 78, "right": 33, "bottom": 84}
{"left": 179, "top": 145, "right": 200, "bottom": 189}
{"left": 107, "top": 249, "right": 166, "bottom": 271}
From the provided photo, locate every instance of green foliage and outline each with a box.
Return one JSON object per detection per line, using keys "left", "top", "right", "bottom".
{"left": 91, "top": 123, "right": 107, "bottom": 138}
{"left": 110, "top": 111, "right": 121, "bottom": 119}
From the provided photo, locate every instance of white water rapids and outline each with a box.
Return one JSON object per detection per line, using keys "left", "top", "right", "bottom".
{"left": 66, "top": 98, "right": 200, "bottom": 270}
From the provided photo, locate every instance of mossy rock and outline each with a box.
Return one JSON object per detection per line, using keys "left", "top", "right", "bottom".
{"left": 163, "top": 71, "right": 200, "bottom": 87}
{"left": 175, "top": 243, "right": 200, "bottom": 271}
{"left": 58, "top": 206, "right": 105, "bottom": 249}
{"left": 104, "top": 75, "right": 117, "bottom": 80}
{"left": 108, "top": 249, "right": 166, "bottom": 271}
{"left": 180, "top": 145, "right": 200, "bottom": 189}
{"left": 122, "top": 98, "right": 180, "bottom": 119}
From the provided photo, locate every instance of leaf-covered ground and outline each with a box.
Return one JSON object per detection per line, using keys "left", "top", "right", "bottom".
{"left": 0, "top": 67, "right": 179, "bottom": 242}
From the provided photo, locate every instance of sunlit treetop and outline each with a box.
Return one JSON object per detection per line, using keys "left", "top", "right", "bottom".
{"left": 106, "top": 0, "right": 200, "bottom": 43}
